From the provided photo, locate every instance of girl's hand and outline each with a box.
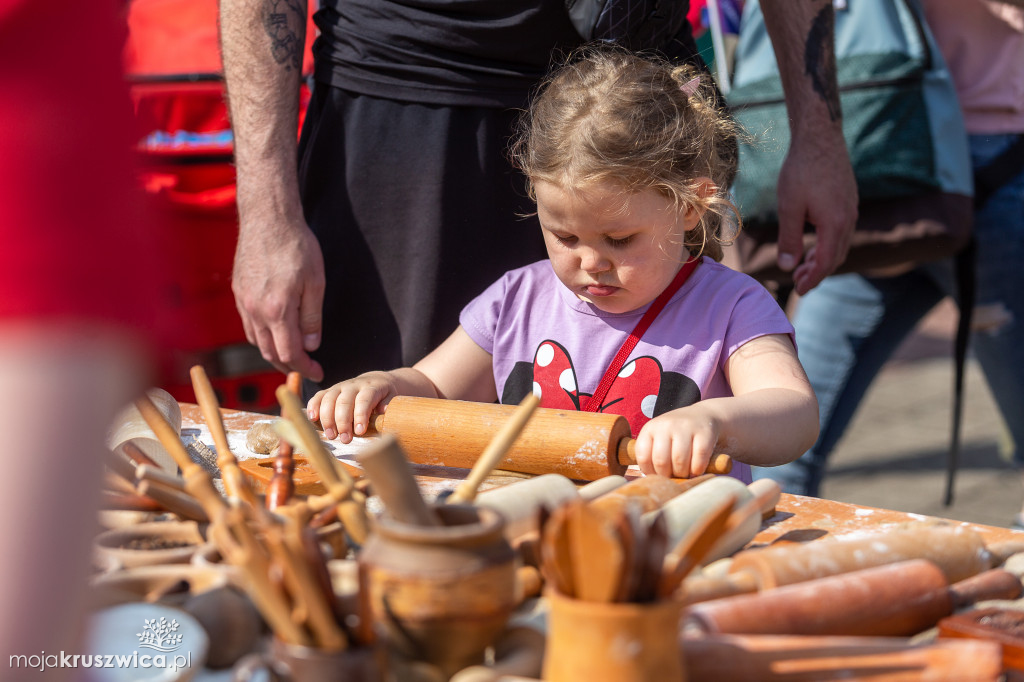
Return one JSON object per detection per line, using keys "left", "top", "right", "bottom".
{"left": 307, "top": 371, "right": 400, "bottom": 443}
{"left": 632, "top": 406, "right": 722, "bottom": 479}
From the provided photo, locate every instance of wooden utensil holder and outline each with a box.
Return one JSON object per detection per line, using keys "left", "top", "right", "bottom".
{"left": 543, "top": 590, "right": 685, "bottom": 682}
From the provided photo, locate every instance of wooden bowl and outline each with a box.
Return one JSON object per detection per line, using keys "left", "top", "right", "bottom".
{"left": 94, "top": 521, "right": 206, "bottom": 571}
{"left": 89, "top": 564, "right": 230, "bottom": 610}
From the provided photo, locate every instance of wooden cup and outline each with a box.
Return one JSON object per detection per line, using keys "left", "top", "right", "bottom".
{"left": 543, "top": 590, "right": 685, "bottom": 682}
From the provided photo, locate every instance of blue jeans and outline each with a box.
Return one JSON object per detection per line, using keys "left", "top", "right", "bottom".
{"left": 757, "top": 133, "right": 1024, "bottom": 496}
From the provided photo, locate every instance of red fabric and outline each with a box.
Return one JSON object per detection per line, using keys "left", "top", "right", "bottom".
{"left": 123, "top": 0, "right": 317, "bottom": 77}
{"left": 582, "top": 257, "right": 701, "bottom": 413}
{"left": 0, "top": 0, "right": 166, "bottom": 340}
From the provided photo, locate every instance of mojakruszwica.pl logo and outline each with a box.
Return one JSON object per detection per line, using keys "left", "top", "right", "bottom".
{"left": 9, "top": 616, "right": 193, "bottom": 673}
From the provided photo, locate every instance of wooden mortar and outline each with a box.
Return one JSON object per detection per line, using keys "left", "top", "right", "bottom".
{"left": 358, "top": 504, "right": 517, "bottom": 678}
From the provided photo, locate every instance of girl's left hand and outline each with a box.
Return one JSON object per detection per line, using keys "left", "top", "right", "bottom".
{"left": 632, "top": 407, "right": 721, "bottom": 478}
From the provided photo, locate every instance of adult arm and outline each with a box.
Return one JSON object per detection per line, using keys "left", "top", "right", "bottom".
{"left": 219, "top": 0, "right": 325, "bottom": 380}
{"left": 760, "top": 0, "right": 859, "bottom": 295}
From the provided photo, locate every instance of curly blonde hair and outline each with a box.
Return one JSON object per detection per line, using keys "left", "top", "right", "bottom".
{"left": 510, "top": 44, "right": 741, "bottom": 261}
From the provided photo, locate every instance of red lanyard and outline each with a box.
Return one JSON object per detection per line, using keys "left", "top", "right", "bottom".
{"left": 582, "top": 256, "right": 701, "bottom": 413}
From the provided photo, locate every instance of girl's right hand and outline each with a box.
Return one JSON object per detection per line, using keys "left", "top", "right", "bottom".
{"left": 307, "top": 371, "right": 400, "bottom": 443}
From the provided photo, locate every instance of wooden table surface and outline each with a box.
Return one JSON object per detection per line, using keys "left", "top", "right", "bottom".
{"left": 180, "top": 404, "right": 1024, "bottom": 548}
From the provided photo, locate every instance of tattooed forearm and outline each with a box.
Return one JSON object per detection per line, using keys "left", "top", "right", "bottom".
{"left": 804, "top": 5, "right": 841, "bottom": 122}
{"left": 264, "top": 0, "right": 304, "bottom": 71}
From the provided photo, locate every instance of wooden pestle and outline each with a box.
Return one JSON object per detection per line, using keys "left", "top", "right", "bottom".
{"left": 100, "top": 491, "right": 164, "bottom": 513}
{"left": 683, "top": 559, "right": 1023, "bottom": 637}
{"left": 356, "top": 433, "right": 441, "bottom": 526}
{"left": 364, "top": 396, "right": 731, "bottom": 481}
{"left": 683, "top": 523, "right": 992, "bottom": 604}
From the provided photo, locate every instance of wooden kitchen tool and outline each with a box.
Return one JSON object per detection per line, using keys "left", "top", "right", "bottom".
{"left": 266, "top": 371, "right": 303, "bottom": 510}
{"left": 683, "top": 522, "right": 994, "bottom": 604}
{"left": 657, "top": 492, "right": 738, "bottom": 598}
{"left": 683, "top": 559, "right": 1023, "bottom": 638}
{"left": 543, "top": 589, "right": 684, "bottom": 682}
{"left": 134, "top": 394, "right": 311, "bottom": 647}
{"left": 356, "top": 433, "right": 440, "bottom": 527}
{"left": 190, "top": 364, "right": 259, "bottom": 507}
{"left": 683, "top": 633, "right": 1002, "bottom": 681}
{"left": 364, "top": 396, "right": 732, "bottom": 481}
{"left": 276, "top": 386, "right": 371, "bottom": 545}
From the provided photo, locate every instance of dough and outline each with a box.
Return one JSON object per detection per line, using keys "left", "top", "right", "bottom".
{"left": 245, "top": 419, "right": 280, "bottom": 454}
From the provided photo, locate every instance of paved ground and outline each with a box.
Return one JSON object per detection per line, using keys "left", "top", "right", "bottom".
{"left": 801, "top": 297, "right": 1021, "bottom": 530}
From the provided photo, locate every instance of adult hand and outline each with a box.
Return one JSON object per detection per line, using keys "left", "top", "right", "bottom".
{"left": 759, "top": 0, "right": 859, "bottom": 294}
{"left": 232, "top": 215, "right": 325, "bottom": 382}
{"left": 776, "top": 131, "right": 858, "bottom": 295}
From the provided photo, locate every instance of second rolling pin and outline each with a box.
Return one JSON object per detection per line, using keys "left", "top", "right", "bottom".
{"left": 365, "top": 396, "right": 732, "bottom": 481}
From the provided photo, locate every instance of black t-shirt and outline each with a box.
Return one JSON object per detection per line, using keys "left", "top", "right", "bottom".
{"left": 313, "top": 0, "right": 586, "bottom": 108}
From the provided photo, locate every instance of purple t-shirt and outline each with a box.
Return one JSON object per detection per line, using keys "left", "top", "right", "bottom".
{"left": 459, "top": 259, "right": 795, "bottom": 483}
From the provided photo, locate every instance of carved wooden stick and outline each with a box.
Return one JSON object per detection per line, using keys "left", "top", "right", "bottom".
{"left": 267, "top": 372, "right": 301, "bottom": 510}
{"left": 135, "top": 393, "right": 226, "bottom": 516}
{"left": 189, "top": 365, "right": 259, "bottom": 506}
{"left": 135, "top": 393, "right": 313, "bottom": 646}
{"left": 134, "top": 462, "right": 187, "bottom": 493}
{"left": 276, "top": 385, "right": 370, "bottom": 545}
{"left": 210, "top": 506, "right": 312, "bottom": 646}
{"left": 101, "top": 491, "right": 164, "bottom": 512}
{"left": 135, "top": 481, "right": 210, "bottom": 523}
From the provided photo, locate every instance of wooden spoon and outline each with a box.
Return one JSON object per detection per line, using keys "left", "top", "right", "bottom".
{"left": 635, "top": 511, "right": 669, "bottom": 603}
{"left": 567, "top": 500, "right": 626, "bottom": 603}
{"left": 540, "top": 502, "right": 576, "bottom": 597}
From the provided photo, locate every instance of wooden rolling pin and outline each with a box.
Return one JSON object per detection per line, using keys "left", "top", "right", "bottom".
{"left": 365, "top": 396, "right": 732, "bottom": 481}
{"left": 682, "top": 559, "right": 1023, "bottom": 637}
{"left": 682, "top": 634, "right": 1002, "bottom": 682}
{"left": 683, "top": 523, "right": 993, "bottom": 604}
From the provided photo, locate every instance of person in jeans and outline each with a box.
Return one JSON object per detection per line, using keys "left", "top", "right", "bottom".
{"left": 755, "top": 0, "right": 1024, "bottom": 507}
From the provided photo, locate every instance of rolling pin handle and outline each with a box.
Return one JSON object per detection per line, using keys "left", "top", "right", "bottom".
{"left": 616, "top": 438, "right": 733, "bottom": 476}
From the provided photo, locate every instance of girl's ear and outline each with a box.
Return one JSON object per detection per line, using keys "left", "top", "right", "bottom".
{"left": 682, "top": 177, "right": 716, "bottom": 229}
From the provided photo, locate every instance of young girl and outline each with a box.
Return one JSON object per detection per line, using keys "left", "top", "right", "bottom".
{"left": 307, "top": 46, "right": 819, "bottom": 482}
